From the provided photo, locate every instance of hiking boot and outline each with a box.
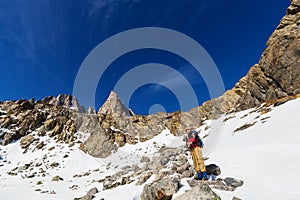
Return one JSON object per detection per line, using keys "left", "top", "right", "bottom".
{"left": 196, "top": 172, "right": 203, "bottom": 180}
{"left": 202, "top": 172, "right": 208, "bottom": 180}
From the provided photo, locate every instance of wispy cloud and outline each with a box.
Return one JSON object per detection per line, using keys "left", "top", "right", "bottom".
{"left": 158, "top": 65, "right": 204, "bottom": 89}
{"left": 0, "top": 1, "right": 63, "bottom": 84}
{"left": 86, "top": 0, "right": 141, "bottom": 23}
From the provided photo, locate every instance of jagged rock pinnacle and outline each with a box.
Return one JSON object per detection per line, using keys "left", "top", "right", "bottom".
{"left": 98, "top": 91, "right": 130, "bottom": 116}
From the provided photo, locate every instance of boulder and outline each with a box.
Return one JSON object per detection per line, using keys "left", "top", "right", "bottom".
{"left": 175, "top": 163, "right": 189, "bottom": 174}
{"left": 136, "top": 171, "right": 153, "bottom": 186}
{"left": 87, "top": 187, "right": 98, "bottom": 196}
{"left": 140, "top": 177, "right": 180, "bottom": 200}
{"left": 51, "top": 175, "right": 63, "bottom": 181}
{"left": 181, "top": 170, "right": 194, "bottom": 178}
{"left": 20, "top": 135, "right": 37, "bottom": 149}
{"left": 224, "top": 177, "right": 244, "bottom": 188}
{"left": 187, "top": 179, "right": 235, "bottom": 192}
{"left": 1, "top": 133, "right": 12, "bottom": 146}
{"left": 80, "top": 129, "right": 116, "bottom": 158}
{"left": 140, "top": 156, "right": 150, "bottom": 163}
{"left": 174, "top": 184, "right": 220, "bottom": 200}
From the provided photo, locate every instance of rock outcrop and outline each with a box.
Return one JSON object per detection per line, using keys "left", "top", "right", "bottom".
{"left": 209, "top": 0, "right": 300, "bottom": 112}
{"left": 0, "top": 98, "right": 78, "bottom": 147}
{"left": 41, "top": 94, "right": 85, "bottom": 112}
{"left": 140, "top": 177, "right": 180, "bottom": 200}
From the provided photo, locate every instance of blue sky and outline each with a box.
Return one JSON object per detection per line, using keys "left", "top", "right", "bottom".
{"left": 0, "top": 0, "right": 290, "bottom": 114}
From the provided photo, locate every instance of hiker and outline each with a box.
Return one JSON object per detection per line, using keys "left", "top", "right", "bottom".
{"left": 185, "top": 127, "right": 208, "bottom": 180}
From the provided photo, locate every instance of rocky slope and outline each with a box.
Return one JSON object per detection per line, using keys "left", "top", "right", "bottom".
{"left": 2, "top": 97, "right": 300, "bottom": 199}
{"left": 80, "top": 0, "right": 300, "bottom": 158}
{"left": 0, "top": 98, "right": 78, "bottom": 148}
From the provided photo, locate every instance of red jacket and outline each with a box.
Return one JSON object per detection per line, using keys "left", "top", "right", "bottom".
{"left": 186, "top": 131, "right": 203, "bottom": 149}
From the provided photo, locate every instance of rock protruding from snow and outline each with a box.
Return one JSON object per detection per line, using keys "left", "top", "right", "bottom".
{"left": 20, "top": 135, "right": 37, "bottom": 149}
{"left": 224, "top": 177, "right": 244, "bottom": 188}
{"left": 140, "top": 177, "right": 180, "bottom": 200}
{"left": 174, "top": 184, "right": 220, "bottom": 200}
{"left": 51, "top": 175, "right": 63, "bottom": 181}
{"left": 87, "top": 187, "right": 99, "bottom": 196}
{"left": 74, "top": 195, "right": 94, "bottom": 200}
{"left": 80, "top": 129, "right": 116, "bottom": 158}
{"left": 188, "top": 179, "right": 235, "bottom": 192}
{"left": 41, "top": 94, "right": 85, "bottom": 112}
{"left": 98, "top": 91, "right": 130, "bottom": 117}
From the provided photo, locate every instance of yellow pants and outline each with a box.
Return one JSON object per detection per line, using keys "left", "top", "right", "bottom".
{"left": 191, "top": 146, "right": 206, "bottom": 172}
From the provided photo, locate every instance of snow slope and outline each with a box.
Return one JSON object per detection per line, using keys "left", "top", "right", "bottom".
{"left": 0, "top": 98, "right": 299, "bottom": 199}
{"left": 207, "top": 98, "right": 300, "bottom": 199}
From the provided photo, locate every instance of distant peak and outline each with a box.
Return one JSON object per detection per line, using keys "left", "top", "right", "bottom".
{"left": 41, "top": 94, "right": 85, "bottom": 112}
{"left": 98, "top": 91, "right": 130, "bottom": 116}
{"left": 108, "top": 91, "right": 118, "bottom": 99}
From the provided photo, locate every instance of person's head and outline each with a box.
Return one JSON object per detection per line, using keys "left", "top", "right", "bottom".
{"left": 185, "top": 127, "right": 192, "bottom": 133}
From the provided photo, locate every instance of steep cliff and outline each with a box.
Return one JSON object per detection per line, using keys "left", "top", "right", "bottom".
{"left": 190, "top": 0, "right": 300, "bottom": 118}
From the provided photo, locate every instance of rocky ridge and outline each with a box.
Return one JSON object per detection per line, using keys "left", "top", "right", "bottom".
{"left": 0, "top": 98, "right": 78, "bottom": 149}
{"left": 40, "top": 94, "right": 85, "bottom": 112}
